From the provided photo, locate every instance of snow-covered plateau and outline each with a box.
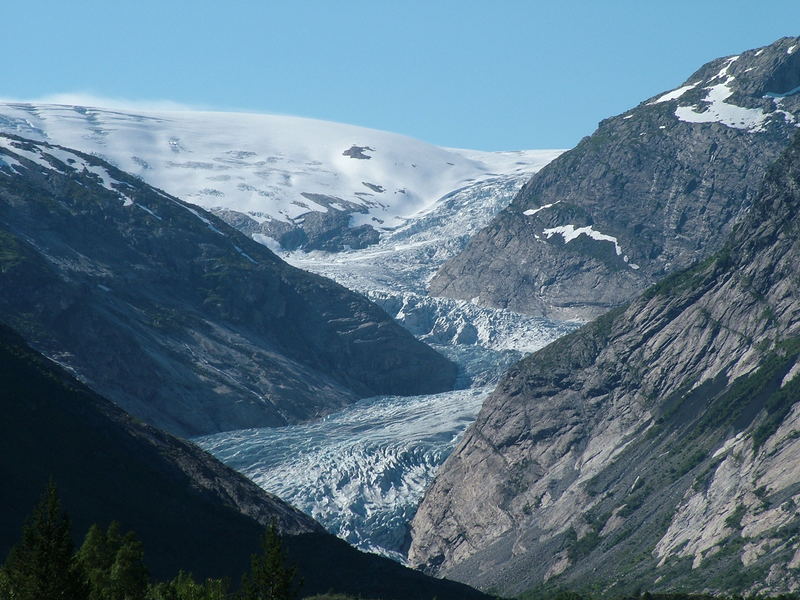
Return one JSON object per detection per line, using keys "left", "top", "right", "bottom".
{"left": 0, "top": 100, "right": 578, "bottom": 559}
{"left": 0, "top": 101, "right": 560, "bottom": 249}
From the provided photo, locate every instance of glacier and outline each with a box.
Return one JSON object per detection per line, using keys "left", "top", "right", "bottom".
{"left": 0, "top": 100, "right": 578, "bottom": 560}
{"left": 0, "top": 101, "right": 561, "bottom": 246}
{"left": 195, "top": 161, "right": 579, "bottom": 560}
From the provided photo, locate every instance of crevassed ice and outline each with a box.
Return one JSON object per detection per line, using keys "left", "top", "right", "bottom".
{"left": 197, "top": 169, "right": 579, "bottom": 561}
{"left": 196, "top": 385, "right": 492, "bottom": 562}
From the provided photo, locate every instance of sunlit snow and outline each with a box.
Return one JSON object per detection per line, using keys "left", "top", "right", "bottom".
{"left": 523, "top": 200, "right": 560, "bottom": 216}
{"left": 543, "top": 224, "right": 640, "bottom": 269}
{"left": 649, "top": 82, "right": 699, "bottom": 104}
{"left": 671, "top": 56, "right": 788, "bottom": 133}
{"left": 0, "top": 102, "right": 561, "bottom": 235}
{"left": 0, "top": 136, "right": 135, "bottom": 206}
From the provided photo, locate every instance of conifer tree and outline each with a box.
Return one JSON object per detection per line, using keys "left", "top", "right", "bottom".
{"left": 78, "top": 522, "right": 148, "bottom": 600}
{"left": 148, "top": 570, "right": 230, "bottom": 600}
{"left": 110, "top": 531, "right": 148, "bottom": 600}
{"left": 78, "top": 522, "right": 113, "bottom": 599}
{"left": 239, "top": 523, "right": 298, "bottom": 600}
{"left": 3, "top": 482, "right": 88, "bottom": 600}
{"left": 0, "top": 568, "right": 10, "bottom": 600}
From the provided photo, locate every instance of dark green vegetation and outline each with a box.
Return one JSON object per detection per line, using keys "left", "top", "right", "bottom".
{"left": 0, "top": 133, "right": 456, "bottom": 436}
{"left": 0, "top": 320, "right": 490, "bottom": 600}
{"left": 1, "top": 485, "right": 295, "bottom": 599}
{"left": 2, "top": 484, "right": 88, "bottom": 600}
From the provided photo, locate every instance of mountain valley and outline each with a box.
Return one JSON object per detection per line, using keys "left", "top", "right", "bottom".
{"left": 0, "top": 134, "right": 458, "bottom": 437}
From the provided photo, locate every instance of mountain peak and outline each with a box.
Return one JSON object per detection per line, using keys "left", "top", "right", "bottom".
{"left": 429, "top": 36, "right": 800, "bottom": 321}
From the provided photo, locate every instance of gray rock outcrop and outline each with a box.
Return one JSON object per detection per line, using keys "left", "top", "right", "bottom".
{"left": 409, "top": 130, "right": 800, "bottom": 595}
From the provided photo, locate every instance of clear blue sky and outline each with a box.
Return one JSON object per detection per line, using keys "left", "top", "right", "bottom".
{"left": 3, "top": 1, "right": 799, "bottom": 150}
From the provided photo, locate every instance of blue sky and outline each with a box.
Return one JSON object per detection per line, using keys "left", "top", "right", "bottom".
{"left": 3, "top": 1, "right": 799, "bottom": 150}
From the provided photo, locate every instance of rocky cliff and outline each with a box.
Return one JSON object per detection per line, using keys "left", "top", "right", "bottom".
{"left": 408, "top": 131, "right": 800, "bottom": 595}
{"left": 430, "top": 36, "right": 800, "bottom": 320}
{"left": 0, "top": 134, "right": 456, "bottom": 437}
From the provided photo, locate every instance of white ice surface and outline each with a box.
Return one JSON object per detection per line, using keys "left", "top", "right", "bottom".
{"left": 0, "top": 102, "right": 561, "bottom": 233}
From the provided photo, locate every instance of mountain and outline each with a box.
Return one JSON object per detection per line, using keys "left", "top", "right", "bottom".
{"left": 0, "top": 133, "right": 456, "bottom": 437}
{"left": 0, "top": 101, "right": 560, "bottom": 251}
{"left": 0, "top": 320, "right": 491, "bottom": 600}
{"left": 408, "top": 130, "right": 800, "bottom": 596}
{"left": 429, "top": 36, "right": 800, "bottom": 320}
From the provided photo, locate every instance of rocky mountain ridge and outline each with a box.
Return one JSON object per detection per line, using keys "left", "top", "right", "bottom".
{"left": 0, "top": 133, "right": 456, "bottom": 437}
{"left": 408, "top": 126, "right": 800, "bottom": 596}
{"left": 430, "top": 35, "right": 800, "bottom": 320}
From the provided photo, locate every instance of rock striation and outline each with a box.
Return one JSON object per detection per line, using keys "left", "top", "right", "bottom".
{"left": 430, "top": 36, "right": 800, "bottom": 320}
{"left": 409, "top": 131, "right": 800, "bottom": 595}
{"left": 0, "top": 134, "right": 456, "bottom": 437}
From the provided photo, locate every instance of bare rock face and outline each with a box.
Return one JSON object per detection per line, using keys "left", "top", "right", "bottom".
{"left": 408, "top": 131, "right": 800, "bottom": 596}
{"left": 430, "top": 36, "right": 800, "bottom": 321}
{"left": 0, "top": 134, "right": 456, "bottom": 437}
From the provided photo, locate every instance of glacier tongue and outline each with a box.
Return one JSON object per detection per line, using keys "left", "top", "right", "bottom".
{"left": 192, "top": 124, "right": 578, "bottom": 560}
{"left": 197, "top": 384, "right": 492, "bottom": 561}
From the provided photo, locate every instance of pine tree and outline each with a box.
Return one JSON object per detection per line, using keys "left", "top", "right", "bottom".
{"left": 239, "top": 523, "right": 298, "bottom": 600}
{"left": 148, "top": 570, "right": 230, "bottom": 600}
{"left": 0, "top": 568, "right": 11, "bottom": 600}
{"left": 3, "top": 482, "right": 88, "bottom": 600}
{"left": 78, "top": 522, "right": 113, "bottom": 600}
{"left": 109, "top": 531, "right": 148, "bottom": 600}
{"left": 78, "top": 522, "right": 148, "bottom": 600}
